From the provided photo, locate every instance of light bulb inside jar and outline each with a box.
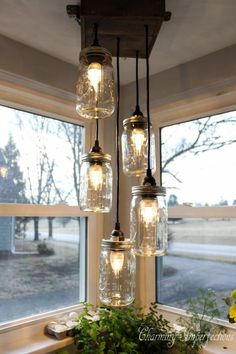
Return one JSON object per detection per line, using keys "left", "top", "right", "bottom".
{"left": 88, "top": 163, "right": 103, "bottom": 191}
{"left": 88, "top": 62, "right": 102, "bottom": 93}
{"left": 131, "top": 128, "right": 145, "bottom": 155}
{"left": 110, "top": 251, "right": 124, "bottom": 276}
{"left": 140, "top": 198, "right": 159, "bottom": 227}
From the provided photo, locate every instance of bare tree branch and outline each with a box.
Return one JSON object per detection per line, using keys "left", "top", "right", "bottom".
{"left": 162, "top": 115, "right": 236, "bottom": 175}
{"left": 163, "top": 170, "right": 182, "bottom": 183}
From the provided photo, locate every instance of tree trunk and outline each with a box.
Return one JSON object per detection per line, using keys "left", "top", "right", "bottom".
{"left": 77, "top": 216, "right": 80, "bottom": 230}
{"left": 48, "top": 217, "right": 53, "bottom": 238}
{"left": 34, "top": 217, "right": 39, "bottom": 241}
{"left": 23, "top": 219, "right": 27, "bottom": 239}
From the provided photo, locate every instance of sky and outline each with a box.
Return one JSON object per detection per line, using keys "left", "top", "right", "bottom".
{"left": 0, "top": 105, "right": 84, "bottom": 205}
{"left": 161, "top": 111, "right": 236, "bottom": 206}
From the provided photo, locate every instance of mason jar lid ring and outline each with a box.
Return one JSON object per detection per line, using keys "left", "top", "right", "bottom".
{"left": 131, "top": 185, "right": 166, "bottom": 197}
{"left": 79, "top": 46, "right": 112, "bottom": 65}
{"left": 101, "top": 239, "right": 133, "bottom": 251}
{"left": 81, "top": 151, "right": 111, "bottom": 163}
{"left": 123, "top": 114, "right": 149, "bottom": 129}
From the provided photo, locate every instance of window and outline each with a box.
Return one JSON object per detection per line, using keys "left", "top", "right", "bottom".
{"left": 0, "top": 105, "right": 85, "bottom": 205}
{"left": 158, "top": 111, "right": 236, "bottom": 318}
{"left": 0, "top": 105, "right": 87, "bottom": 324}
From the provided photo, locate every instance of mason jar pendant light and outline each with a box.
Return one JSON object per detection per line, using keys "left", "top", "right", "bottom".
{"left": 99, "top": 38, "right": 136, "bottom": 307}
{"left": 79, "top": 119, "right": 112, "bottom": 212}
{"left": 130, "top": 26, "right": 168, "bottom": 257}
{"left": 121, "top": 51, "right": 156, "bottom": 177}
{"left": 76, "top": 24, "right": 115, "bottom": 119}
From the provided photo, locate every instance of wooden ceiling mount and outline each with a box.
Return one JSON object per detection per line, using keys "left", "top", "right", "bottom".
{"left": 67, "top": 0, "right": 171, "bottom": 58}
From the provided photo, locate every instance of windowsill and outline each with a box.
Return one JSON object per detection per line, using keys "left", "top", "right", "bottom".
{"left": 1, "top": 331, "right": 235, "bottom": 354}
{"left": 1, "top": 304, "right": 235, "bottom": 354}
{"left": 157, "top": 304, "right": 236, "bottom": 331}
{"left": 157, "top": 304, "right": 236, "bottom": 354}
{"left": 0, "top": 332, "right": 73, "bottom": 354}
{"left": 0, "top": 305, "right": 83, "bottom": 354}
{"left": 0, "top": 319, "right": 74, "bottom": 354}
{"left": 202, "top": 341, "right": 236, "bottom": 354}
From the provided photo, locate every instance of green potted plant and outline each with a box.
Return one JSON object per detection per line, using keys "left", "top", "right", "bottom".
{"left": 74, "top": 303, "right": 173, "bottom": 354}
{"left": 73, "top": 290, "right": 223, "bottom": 354}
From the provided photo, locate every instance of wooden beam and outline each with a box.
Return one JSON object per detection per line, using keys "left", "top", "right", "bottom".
{"left": 68, "top": 0, "right": 171, "bottom": 58}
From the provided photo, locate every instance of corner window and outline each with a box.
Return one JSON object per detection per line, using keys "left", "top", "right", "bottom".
{"left": 0, "top": 105, "right": 86, "bottom": 324}
{"left": 158, "top": 111, "right": 236, "bottom": 318}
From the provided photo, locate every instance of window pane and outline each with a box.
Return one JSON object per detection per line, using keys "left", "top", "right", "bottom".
{"left": 159, "top": 111, "right": 236, "bottom": 318}
{"left": 0, "top": 216, "right": 86, "bottom": 324}
{"left": 161, "top": 111, "right": 236, "bottom": 206}
{"left": 0, "top": 105, "right": 85, "bottom": 205}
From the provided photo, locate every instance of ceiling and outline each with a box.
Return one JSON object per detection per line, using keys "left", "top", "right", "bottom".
{"left": 0, "top": 0, "right": 235, "bottom": 84}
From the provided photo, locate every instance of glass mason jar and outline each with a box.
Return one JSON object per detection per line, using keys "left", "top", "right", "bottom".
{"left": 76, "top": 46, "right": 115, "bottom": 119}
{"left": 79, "top": 151, "right": 112, "bottom": 212}
{"left": 130, "top": 185, "right": 168, "bottom": 256}
{"left": 99, "top": 239, "right": 136, "bottom": 307}
{"left": 121, "top": 114, "right": 156, "bottom": 176}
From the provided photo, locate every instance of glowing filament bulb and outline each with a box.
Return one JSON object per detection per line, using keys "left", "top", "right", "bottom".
{"left": 131, "top": 128, "right": 145, "bottom": 155}
{"left": 88, "top": 163, "right": 103, "bottom": 191}
{"left": 88, "top": 62, "right": 102, "bottom": 93}
{"left": 110, "top": 251, "right": 124, "bottom": 276}
{"left": 140, "top": 199, "right": 159, "bottom": 227}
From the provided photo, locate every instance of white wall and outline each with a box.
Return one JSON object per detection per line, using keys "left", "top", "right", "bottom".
{"left": 0, "top": 34, "right": 77, "bottom": 93}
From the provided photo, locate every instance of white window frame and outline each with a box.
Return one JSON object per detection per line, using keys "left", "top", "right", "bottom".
{"left": 154, "top": 106, "right": 236, "bottom": 324}
{"left": 0, "top": 73, "right": 103, "bottom": 333}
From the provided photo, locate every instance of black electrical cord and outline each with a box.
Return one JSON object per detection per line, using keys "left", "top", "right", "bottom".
{"left": 145, "top": 25, "right": 151, "bottom": 172}
{"left": 96, "top": 119, "right": 99, "bottom": 141}
{"left": 111, "top": 37, "right": 124, "bottom": 239}
{"left": 133, "top": 50, "right": 143, "bottom": 116}
{"left": 136, "top": 51, "right": 139, "bottom": 107}
{"left": 91, "top": 119, "right": 100, "bottom": 152}
{"left": 143, "top": 25, "right": 156, "bottom": 186}
{"left": 135, "top": 50, "right": 140, "bottom": 112}
{"left": 92, "top": 23, "right": 99, "bottom": 46}
{"left": 116, "top": 37, "right": 120, "bottom": 229}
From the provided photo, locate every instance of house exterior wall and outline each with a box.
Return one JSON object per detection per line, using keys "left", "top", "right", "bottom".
{"left": 0, "top": 217, "right": 14, "bottom": 254}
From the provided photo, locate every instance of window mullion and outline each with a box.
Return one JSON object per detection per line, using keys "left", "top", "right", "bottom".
{"left": 0, "top": 204, "right": 89, "bottom": 217}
